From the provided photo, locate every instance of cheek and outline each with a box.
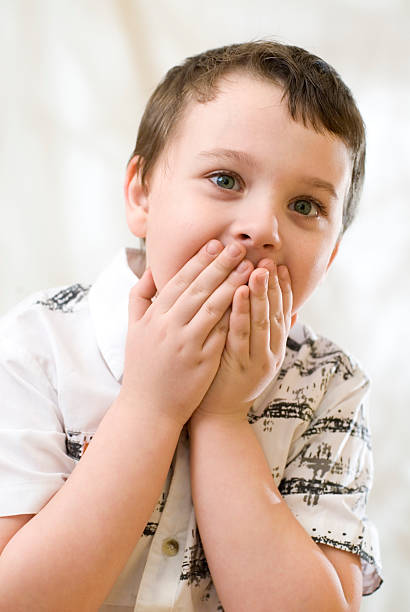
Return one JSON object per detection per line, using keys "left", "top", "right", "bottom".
{"left": 142, "top": 181, "right": 230, "bottom": 291}
{"left": 143, "top": 191, "right": 198, "bottom": 289}
{"left": 145, "top": 222, "right": 209, "bottom": 292}
{"left": 146, "top": 235, "right": 190, "bottom": 291}
{"left": 288, "top": 250, "right": 332, "bottom": 313}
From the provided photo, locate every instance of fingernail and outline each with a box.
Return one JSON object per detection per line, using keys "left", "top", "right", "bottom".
{"left": 262, "top": 270, "right": 269, "bottom": 286}
{"left": 228, "top": 243, "right": 241, "bottom": 257}
{"left": 207, "top": 240, "right": 222, "bottom": 255}
{"left": 257, "top": 269, "right": 268, "bottom": 285}
{"left": 236, "top": 260, "right": 249, "bottom": 273}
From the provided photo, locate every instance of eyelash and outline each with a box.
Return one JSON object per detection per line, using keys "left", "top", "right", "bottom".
{"left": 207, "top": 171, "right": 327, "bottom": 217}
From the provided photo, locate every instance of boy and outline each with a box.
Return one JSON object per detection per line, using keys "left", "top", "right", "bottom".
{"left": 0, "top": 41, "right": 382, "bottom": 611}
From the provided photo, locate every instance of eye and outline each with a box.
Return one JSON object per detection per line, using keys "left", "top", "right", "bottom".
{"left": 208, "top": 172, "right": 242, "bottom": 191}
{"left": 289, "top": 198, "right": 321, "bottom": 217}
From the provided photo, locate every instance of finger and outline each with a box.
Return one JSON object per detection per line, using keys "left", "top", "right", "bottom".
{"left": 265, "top": 264, "right": 286, "bottom": 355}
{"left": 225, "top": 284, "right": 250, "bottom": 363}
{"left": 154, "top": 239, "right": 225, "bottom": 312}
{"left": 202, "top": 307, "right": 230, "bottom": 355}
{"left": 277, "top": 266, "right": 293, "bottom": 337}
{"left": 173, "top": 241, "right": 249, "bottom": 325}
{"left": 249, "top": 268, "right": 270, "bottom": 359}
{"left": 128, "top": 267, "right": 157, "bottom": 323}
{"left": 189, "top": 258, "right": 253, "bottom": 343}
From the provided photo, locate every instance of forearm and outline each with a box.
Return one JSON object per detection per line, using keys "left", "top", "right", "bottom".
{"left": 189, "top": 414, "right": 350, "bottom": 612}
{"left": 0, "top": 394, "right": 182, "bottom": 612}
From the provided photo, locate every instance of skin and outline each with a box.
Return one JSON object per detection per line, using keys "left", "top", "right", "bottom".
{"left": 122, "top": 72, "right": 362, "bottom": 610}
{"left": 126, "top": 73, "right": 348, "bottom": 314}
{"left": 124, "top": 72, "right": 350, "bottom": 418}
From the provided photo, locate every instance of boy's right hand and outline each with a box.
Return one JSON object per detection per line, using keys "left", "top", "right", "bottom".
{"left": 120, "top": 240, "right": 253, "bottom": 428}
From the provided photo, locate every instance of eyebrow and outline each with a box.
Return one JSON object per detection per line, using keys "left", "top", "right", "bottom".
{"left": 299, "top": 177, "right": 338, "bottom": 200}
{"left": 196, "top": 148, "right": 258, "bottom": 169}
{"left": 197, "top": 148, "right": 339, "bottom": 200}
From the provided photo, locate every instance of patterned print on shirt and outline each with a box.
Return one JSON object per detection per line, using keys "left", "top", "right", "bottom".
{"left": 143, "top": 522, "right": 158, "bottom": 536}
{"left": 142, "top": 490, "right": 167, "bottom": 536}
{"left": 179, "top": 528, "right": 225, "bottom": 610}
{"left": 248, "top": 334, "right": 360, "bottom": 436}
{"left": 302, "top": 402, "right": 371, "bottom": 449}
{"left": 281, "top": 336, "right": 355, "bottom": 382}
{"left": 279, "top": 437, "right": 370, "bottom": 507}
{"left": 248, "top": 399, "right": 314, "bottom": 427}
{"left": 65, "top": 430, "right": 94, "bottom": 460}
{"left": 180, "top": 528, "right": 211, "bottom": 588}
{"left": 36, "top": 284, "right": 90, "bottom": 313}
{"left": 311, "top": 533, "right": 376, "bottom": 568}
{"left": 279, "top": 473, "right": 368, "bottom": 506}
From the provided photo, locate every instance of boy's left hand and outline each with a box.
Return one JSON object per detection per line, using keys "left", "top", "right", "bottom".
{"left": 191, "top": 259, "right": 294, "bottom": 424}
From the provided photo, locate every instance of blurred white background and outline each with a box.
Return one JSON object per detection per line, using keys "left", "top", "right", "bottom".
{"left": 1, "top": 1, "right": 409, "bottom": 609}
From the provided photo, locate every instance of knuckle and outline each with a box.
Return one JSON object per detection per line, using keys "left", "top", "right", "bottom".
{"left": 238, "top": 329, "right": 249, "bottom": 340}
{"left": 186, "top": 276, "right": 209, "bottom": 298}
{"left": 204, "top": 300, "right": 219, "bottom": 318}
{"left": 157, "top": 324, "right": 168, "bottom": 342}
{"left": 189, "top": 282, "right": 206, "bottom": 297}
{"left": 255, "top": 317, "right": 270, "bottom": 330}
{"left": 219, "top": 322, "right": 229, "bottom": 334}
{"left": 273, "top": 313, "right": 282, "bottom": 326}
{"left": 142, "top": 309, "right": 152, "bottom": 324}
{"left": 214, "top": 257, "right": 231, "bottom": 274}
{"left": 174, "top": 334, "right": 189, "bottom": 354}
{"left": 227, "top": 269, "right": 240, "bottom": 283}
{"left": 260, "top": 360, "right": 271, "bottom": 376}
{"left": 268, "top": 275, "right": 279, "bottom": 289}
{"left": 174, "top": 273, "right": 188, "bottom": 290}
{"left": 226, "top": 277, "right": 242, "bottom": 292}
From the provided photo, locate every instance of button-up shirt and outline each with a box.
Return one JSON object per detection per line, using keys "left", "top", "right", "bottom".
{"left": 0, "top": 248, "right": 382, "bottom": 610}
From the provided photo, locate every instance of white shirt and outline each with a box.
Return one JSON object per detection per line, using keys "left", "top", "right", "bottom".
{"left": 0, "top": 248, "right": 382, "bottom": 610}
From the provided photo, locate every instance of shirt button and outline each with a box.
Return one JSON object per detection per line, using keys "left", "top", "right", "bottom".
{"left": 162, "top": 538, "right": 179, "bottom": 557}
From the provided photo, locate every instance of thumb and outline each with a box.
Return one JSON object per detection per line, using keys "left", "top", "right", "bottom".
{"left": 128, "top": 267, "right": 157, "bottom": 322}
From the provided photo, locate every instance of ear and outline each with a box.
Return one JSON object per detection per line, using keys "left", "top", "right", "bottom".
{"left": 326, "top": 240, "right": 340, "bottom": 271}
{"left": 124, "top": 156, "right": 149, "bottom": 238}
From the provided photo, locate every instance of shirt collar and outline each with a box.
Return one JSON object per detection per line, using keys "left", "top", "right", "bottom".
{"left": 88, "top": 248, "right": 146, "bottom": 381}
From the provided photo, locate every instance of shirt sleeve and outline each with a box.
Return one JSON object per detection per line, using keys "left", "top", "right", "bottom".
{"left": 0, "top": 310, "right": 75, "bottom": 516}
{"left": 278, "top": 365, "right": 383, "bottom": 596}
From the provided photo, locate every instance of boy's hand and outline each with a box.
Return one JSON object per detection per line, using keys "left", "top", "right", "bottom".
{"left": 119, "top": 240, "right": 254, "bottom": 428}
{"left": 190, "top": 260, "right": 293, "bottom": 424}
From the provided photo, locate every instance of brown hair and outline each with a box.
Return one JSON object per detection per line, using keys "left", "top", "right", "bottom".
{"left": 130, "top": 40, "right": 366, "bottom": 234}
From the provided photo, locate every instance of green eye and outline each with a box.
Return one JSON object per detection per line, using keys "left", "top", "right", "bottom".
{"left": 291, "top": 199, "right": 318, "bottom": 217}
{"left": 216, "top": 174, "right": 235, "bottom": 189}
{"left": 210, "top": 173, "right": 239, "bottom": 190}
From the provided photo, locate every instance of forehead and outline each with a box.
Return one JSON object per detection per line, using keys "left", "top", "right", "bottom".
{"left": 161, "top": 73, "right": 351, "bottom": 191}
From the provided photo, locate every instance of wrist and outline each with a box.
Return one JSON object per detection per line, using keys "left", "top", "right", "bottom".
{"left": 116, "top": 389, "right": 185, "bottom": 435}
{"left": 189, "top": 408, "right": 251, "bottom": 436}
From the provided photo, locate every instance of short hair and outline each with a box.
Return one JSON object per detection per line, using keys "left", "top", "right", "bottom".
{"left": 130, "top": 40, "right": 366, "bottom": 234}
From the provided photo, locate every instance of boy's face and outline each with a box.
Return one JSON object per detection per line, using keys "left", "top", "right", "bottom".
{"left": 125, "top": 72, "right": 351, "bottom": 316}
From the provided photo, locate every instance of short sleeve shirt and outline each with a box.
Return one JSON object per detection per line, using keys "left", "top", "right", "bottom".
{"left": 0, "top": 248, "right": 383, "bottom": 610}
